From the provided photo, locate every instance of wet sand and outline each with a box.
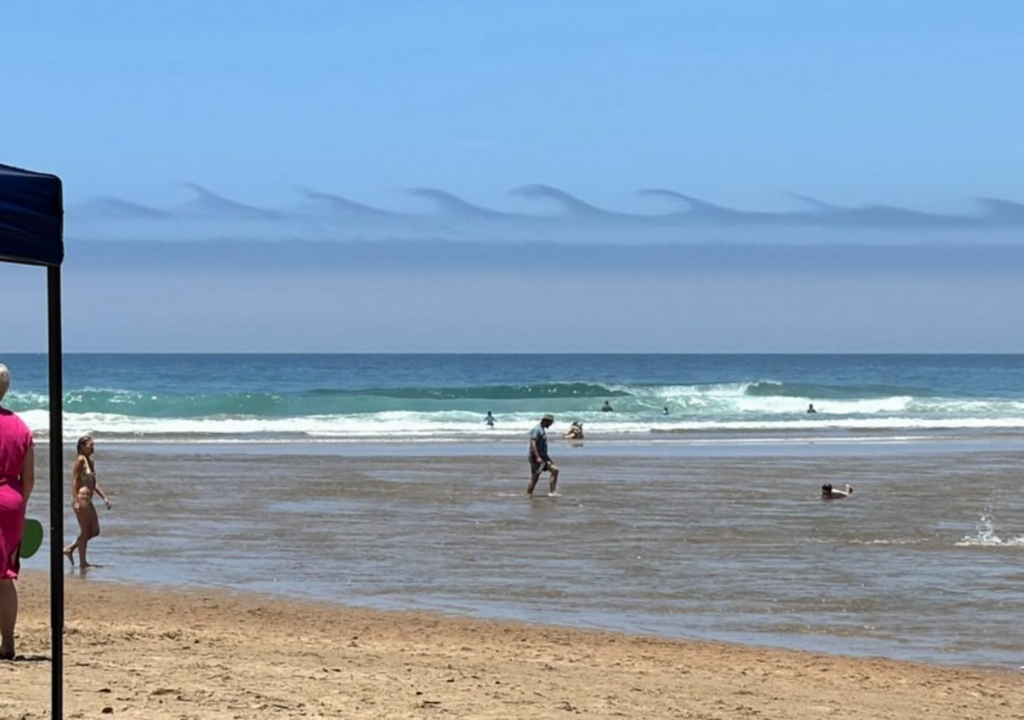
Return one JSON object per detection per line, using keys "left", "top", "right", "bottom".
{"left": 4, "top": 571, "right": 1023, "bottom": 720}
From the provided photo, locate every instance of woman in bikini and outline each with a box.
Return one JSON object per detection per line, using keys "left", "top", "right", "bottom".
{"left": 63, "top": 436, "right": 112, "bottom": 567}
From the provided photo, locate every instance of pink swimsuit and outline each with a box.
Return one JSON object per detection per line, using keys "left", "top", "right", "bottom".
{"left": 0, "top": 409, "right": 33, "bottom": 579}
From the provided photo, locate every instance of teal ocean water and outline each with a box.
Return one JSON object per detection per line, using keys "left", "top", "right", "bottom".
{"left": 4, "top": 353, "right": 1024, "bottom": 443}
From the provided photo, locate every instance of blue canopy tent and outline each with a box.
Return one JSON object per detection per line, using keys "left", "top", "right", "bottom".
{"left": 0, "top": 162, "right": 66, "bottom": 719}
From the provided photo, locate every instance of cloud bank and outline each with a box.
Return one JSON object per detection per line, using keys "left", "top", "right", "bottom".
{"left": 67, "top": 184, "right": 1024, "bottom": 245}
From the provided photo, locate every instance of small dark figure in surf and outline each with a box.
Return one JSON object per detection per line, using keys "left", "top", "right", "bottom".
{"left": 807, "top": 404, "right": 817, "bottom": 414}
{"left": 484, "top": 411, "right": 495, "bottom": 428}
{"left": 663, "top": 407, "right": 670, "bottom": 415}
{"left": 821, "top": 483, "right": 853, "bottom": 500}
{"left": 601, "top": 401, "right": 613, "bottom": 412}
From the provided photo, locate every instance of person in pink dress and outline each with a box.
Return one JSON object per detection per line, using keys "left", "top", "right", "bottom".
{"left": 0, "top": 363, "right": 36, "bottom": 661}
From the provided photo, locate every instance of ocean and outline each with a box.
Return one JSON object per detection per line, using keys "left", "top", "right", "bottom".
{"left": 5, "top": 353, "right": 1024, "bottom": 444}
{"left": 6, "top": 354, "right": 1024, "bottom": 669}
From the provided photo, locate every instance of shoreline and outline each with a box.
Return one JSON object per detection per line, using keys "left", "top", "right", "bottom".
{"left": 5, "top": 571, "right": 1024, "bottom": 719}
{"left": 27, "top": 429, "right": 1024, "bottom": 457}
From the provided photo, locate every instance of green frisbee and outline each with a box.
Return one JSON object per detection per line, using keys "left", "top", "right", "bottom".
{"left": 20, "top": 519, "right": 44, "bottom": 560}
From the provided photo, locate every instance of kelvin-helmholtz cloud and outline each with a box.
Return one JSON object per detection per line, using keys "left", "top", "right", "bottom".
{"left": 67, "top": 184, "right": 1024, "bottom": 246}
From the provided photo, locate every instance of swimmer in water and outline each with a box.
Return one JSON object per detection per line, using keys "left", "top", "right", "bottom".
{"left": 821, "top": 483, "right": 853, "bottom": 500}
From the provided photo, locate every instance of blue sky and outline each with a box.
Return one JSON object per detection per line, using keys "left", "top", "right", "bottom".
{"left": 2, "top": 1, "right": 1023, "bottom": 352}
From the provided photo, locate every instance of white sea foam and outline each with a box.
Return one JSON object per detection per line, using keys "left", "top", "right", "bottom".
{"left": 956, "top": 515, "right": 1024, "bottom": 547}
{"left": 734, "top": 395, "right": 914, "bottom": 415}
{"left": 17, "top": 406, "right": 1024, "bottom": 445}
{"left": 955, "top": 535, "right": 1024, "bottom": 547}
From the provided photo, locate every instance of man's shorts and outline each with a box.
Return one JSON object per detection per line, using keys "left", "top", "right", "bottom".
{"left": 529, "top": 456, "right": 551, "bottom": 475}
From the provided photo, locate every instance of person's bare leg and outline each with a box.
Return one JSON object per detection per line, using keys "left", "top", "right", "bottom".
{"left": 548, "top": 465, "right": 560, "bottom": 495}
{"left": 80, "top": 532, "right": 103, "bottom": 568}
{"left": 79, "top": 507, "right": 101, "bottom": 567}
{"left": 527, "top": 472, "right": 540, "bottom": 495}
{"left": 66, "top": 507, "right": 87, "bottom": 566}
{"left": 0, "top": 579, "right": 17, "bottom": 659}
{"left": 77, "top": 536, "right": 91, "bottom": 568}
{"left": 79, "top": 522, "right": 95, "bottom": 567}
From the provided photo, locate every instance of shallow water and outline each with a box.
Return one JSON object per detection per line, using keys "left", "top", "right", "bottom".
{"left": 29, "top": 438, "right": 1024, "bottom": 669}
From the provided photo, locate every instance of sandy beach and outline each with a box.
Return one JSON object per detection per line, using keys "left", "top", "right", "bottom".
{"left": 2, "top": 571, "right": 1022, "bottom": 720}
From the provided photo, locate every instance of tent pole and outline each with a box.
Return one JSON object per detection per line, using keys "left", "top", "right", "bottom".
{"left": 47, "top": 265, "right": 64, "bottom": 720}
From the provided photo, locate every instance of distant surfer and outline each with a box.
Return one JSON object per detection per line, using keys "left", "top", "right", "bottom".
{"left": 563, "top": 421, "right": 584, "bottom": 440}
{"left": 601, "top": 401, "right": 613, "bottom": 412}
{"left": 484, "top": 411, "right": 495, "bottom": 428}
{"left": 821, "top": 483, "right": 853, "bottom": 500}
{"left": 527, "top": 414, "right": 560, "bottom": 496}
{"left": 807, "top": 404, "right": 817, "bottom": 414}
{"left": 663, "top": 407, "right": 669, "bottom": 415}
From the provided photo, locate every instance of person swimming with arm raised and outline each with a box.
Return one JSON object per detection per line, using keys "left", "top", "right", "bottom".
{"left": 821, "top": 483, "right": 853, "bottom": 500}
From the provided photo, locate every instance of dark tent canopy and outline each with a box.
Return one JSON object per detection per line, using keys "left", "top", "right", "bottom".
{"left": 0, "top": 161, "right": 65, "bottom": 720}
{"left": 0, "top": 163, "right": 64, "bottom": 266}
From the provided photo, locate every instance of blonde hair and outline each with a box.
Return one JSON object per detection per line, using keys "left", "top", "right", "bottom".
{"left": 77, "top": 435, "right": 94, "bottom": 454}
{"left": 0, "top": 364, "right": 9, "bottom": 403}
